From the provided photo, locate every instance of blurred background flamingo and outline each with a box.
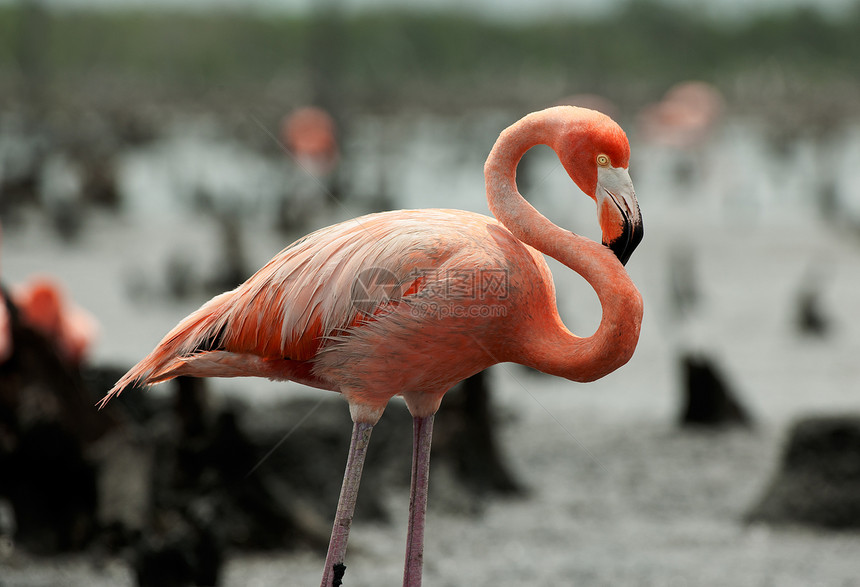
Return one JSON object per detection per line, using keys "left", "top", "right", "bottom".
{"left": 281, "top": 106, "right": 339, "bottom": 177}
{"left": 11, "top": 276, "right": 98, "bottom": 367}
{"left": 638, "top": 81, "right": 725, "bottom": 149}
{"left": 272, "top": 106, "right": 342, "bottom": 233}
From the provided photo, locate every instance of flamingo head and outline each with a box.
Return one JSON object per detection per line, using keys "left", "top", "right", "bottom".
{"left": 594, "top": 159, "right": 643, "bottom": 266}
{"left": 555, "top": 107, "right": 644, "bottom": 265}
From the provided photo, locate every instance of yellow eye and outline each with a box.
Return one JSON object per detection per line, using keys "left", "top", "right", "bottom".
{"left": 597, "top": 154, "right": 610, "bottom": 167}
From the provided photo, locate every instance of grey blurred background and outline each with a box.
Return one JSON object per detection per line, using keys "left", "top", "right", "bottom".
{"left": 1, "top": 0, "right": 860, "bottom": 585}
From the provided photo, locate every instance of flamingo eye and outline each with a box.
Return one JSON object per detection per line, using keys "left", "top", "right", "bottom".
{"left": 597, "top": 154, "right": 610, "bottom": 167}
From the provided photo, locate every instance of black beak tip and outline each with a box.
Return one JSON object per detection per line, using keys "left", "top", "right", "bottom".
{"left": 605, "top": 238, "right": 629, "bottom": 266}
{"left": 605, "top": 220, "right": 644, "bottom": 266}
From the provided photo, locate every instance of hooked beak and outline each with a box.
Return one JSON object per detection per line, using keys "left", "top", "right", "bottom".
{"left": 596, "top": 166, "right": 644, "bottom": 266}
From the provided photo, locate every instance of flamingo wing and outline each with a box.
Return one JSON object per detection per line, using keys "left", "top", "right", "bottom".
{"left": 99, "top": 210, "right": 481, "bottom": 406}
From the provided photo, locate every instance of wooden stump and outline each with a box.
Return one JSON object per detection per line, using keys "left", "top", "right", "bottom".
{"left": 747, "top": 415, "right": 860, "bottom": 529}
{"left": 434, "top": 370, "right": 523, "bottom": 495}
{"left": 678, "top": 352, "right": 753, "bottom": 428}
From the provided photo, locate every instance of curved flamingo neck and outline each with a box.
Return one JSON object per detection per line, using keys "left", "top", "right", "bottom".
{"left": 484, "top": 107, "right": 643, "bottom": 382}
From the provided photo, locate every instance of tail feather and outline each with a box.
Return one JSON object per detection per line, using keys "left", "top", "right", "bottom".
{"left": 96, "top": 292, "right": 233, "bottom": 409}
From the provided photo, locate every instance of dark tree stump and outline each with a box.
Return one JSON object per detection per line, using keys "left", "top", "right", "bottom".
{"left": 747, "top": 415, "right": 860, "bottom": 529}
{"left": 795, "top": 287, "right": 830, "bottom": 338}
{"left": 678, "top": 352, "right": 753, "bottom": 428}
{"left": 793, "top": 264, "right": 831, "bottom": 339}
{"left": 434, "top": 370, "right": 523, "bottom": 495}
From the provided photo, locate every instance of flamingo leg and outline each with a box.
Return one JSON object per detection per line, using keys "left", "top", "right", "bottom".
{"left": 403, "top": 414, "right": 435, "bottom": 587}
{"left": 320, "top": 420, "right": 374, "bottom": 587}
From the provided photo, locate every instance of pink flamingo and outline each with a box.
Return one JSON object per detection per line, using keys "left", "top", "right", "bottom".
{"left": 98, "top": 106, "right": 644, "bottom": 586}
{"left": 12, "top": 276, "right": 98, "bottom": 366}
{"left": 638, "top": 81, "right": 724, "bottom": 148}
{"left": 281, "top": 106, "right": 339, "bottom": 176}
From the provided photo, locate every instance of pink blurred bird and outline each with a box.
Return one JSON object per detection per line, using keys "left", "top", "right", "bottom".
{"left": 281, "top": 106, "right": 339, "bottom": 176}
{"left": 99, "top": 106, "right": 644, "bottom": 587}
{"left": 638, "top": 81, "right": 724, "bottom": 148}
{"left": 13, "top": 277, "right": 98, "bottom": 366}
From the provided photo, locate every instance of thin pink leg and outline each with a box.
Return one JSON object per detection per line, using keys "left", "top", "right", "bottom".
{"left": 403, "top": 414, "right": 435, "bottom": 587}
{"left": 320, "top": 421, "right": 374, "bottom": 587}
